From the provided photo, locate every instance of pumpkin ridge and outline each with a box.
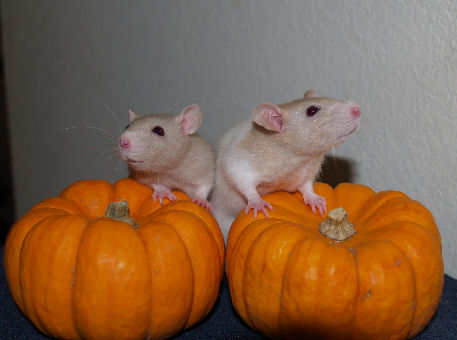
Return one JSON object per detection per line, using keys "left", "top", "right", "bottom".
{"left": 5, "top": 178, "right": 224, "bottom": 340}
{"left": 163, "top": 224, "right": 195, "bottom": 333}
{"left": 43, "top": 215, "right": 90, "bottom": 336}
{"left": 29, "top": 207, "right": 76, "bottom": 216}
{"left": 387, "top": 240, "right": 418, "bottom": 338}
{"left": 360, "top": 239, "right": 417, "bottom": 338}
{"left": 156, "top": 207, "right": 222, "bottom": 274}
{"left": 333, "top": 183, "right": 376, "bottom": 217}
{"left": 19, "top": 215, "right": 89, "bottom": 338}
{"left": 112, "top": 178, "right": 154, "bottom": 217}
{"left": 18, "top": 221, "right": 47, "bottom": 334}
{"left": 227, "top": 183, "right": 443, "bottom": 340}
{"left": 152, "top": 202, "right": 225, "bottom": 269}
{"left": 346, "top": 241, "right": 361, "bottom": 339}
{"left": 149, "top": 209, "right": 221, "bottom": 328}
{"left": 364, "top": 221, "right": 437, "bottom": 250}
{"left": 354, "top": 192, "right": 409, "bottom": 224}
{"left": 248, "top": 223, "right": 311, "bottom": 338}
{"left": 3, "top": 208, "right": 76, "bottom": 316}
{"left": 18, "top": 214, "right": 71, "bottom": 308}
{"left": 305, "top": 228, "right": 361, "bottom": 337}
{"left": 278, "top": 233, "right": 320, "bottom": 338}
{"left": 137, "top": 221, "right": 194, "bottom": 339}
{"left": 59, "top": 180, "right": 114, "bottom": 220}
{"left": 352, "top": 197, "right": 408, "bottom": 231}
{"left": 72, "top": 219, "right": 151, "bottom": 339}
{"left": 162, "top": 221, "right": 194, "bottom": 330}
{"left": 30, "top": 198, "right": 83, "bottom": 216}
{"left": 279, "top": 237, "right": 359, "bottom": 338}
{"left": 350, "top": 239, "right": 417, "bottom": 339}
{"left": 365, "top": 221, "right": 443, "bottom": 338}
{"left": 242, "top": 222, "right": 305, "bottom": 334}
{"left": 358, "top": 198, "right": 440, "bottom": 245}
{"left": 241, "top": 223, "right": 275, "bottom": 332}
{"left": 229, "top": 219, "right": 286, "bottom": 327}
{"left": 321, "top": 239, "right": 354, "bottom": 331}
{"left": 133, "top": 222, "right": 155, "bottom": 338}
{"left": 226, "top": 218, "right": 284, "bottom": 278}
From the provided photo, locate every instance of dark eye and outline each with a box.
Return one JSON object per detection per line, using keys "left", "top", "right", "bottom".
{"left": 152, "top": 126, "right": 165, "bottom": 136}
{"left": 125, "top": 124, "right": 130, "bottom": 130}
{"left": 306, "top": 105, "right": 320, "bottom": 117}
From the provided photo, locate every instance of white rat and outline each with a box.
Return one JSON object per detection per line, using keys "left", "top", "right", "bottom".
{"left": 117, "top": 104, "right": 215, "bottom": 210}
{"left": 211, "top": 90, "right": 361, "bottom": 241}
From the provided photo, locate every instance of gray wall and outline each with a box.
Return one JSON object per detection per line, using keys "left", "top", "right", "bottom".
{"left": 2, "top": 0, "right": 457, "bottom": 277}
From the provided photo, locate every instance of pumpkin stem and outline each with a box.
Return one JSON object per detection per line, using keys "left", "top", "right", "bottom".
{"left": 105, "top": 201, "right": 136, "bottom": 227}
{"left": 318, "top": 207, "right": 356, "bottom": 241}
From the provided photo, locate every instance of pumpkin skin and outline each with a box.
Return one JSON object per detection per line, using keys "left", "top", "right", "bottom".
{"left": 4, "top": 178, "right": 225, "bottom": 340}
{"left": 226, "top": 182, "right": 443, "bottom": 340}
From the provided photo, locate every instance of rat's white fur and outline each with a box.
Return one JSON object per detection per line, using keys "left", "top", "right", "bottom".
{"left": 118, "top": 105, "right": 215, "bottom": 207}
{"left": 211, "top": 91, "right": 361, "bottom": 242}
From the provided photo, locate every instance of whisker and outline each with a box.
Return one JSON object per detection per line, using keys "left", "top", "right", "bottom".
{"left": 330, "top": 146, "right": 339, "bottom": 173}
{"left": 104, "top": 104, "right": 123, "bottom": 133}
{"left": 61, "top": 126, "right": 79, "bottom": 132}
{"left": 61, "top": 125, "right": 116, "bottom": 139}
{"left": 312, "top": 117, "right": 334, "bottom": 132}
{"left": 75, "top": 141, "right": 118, "bottom": 158}
{"left": 85, "top": 126, "right": 115, "bottom": 139}
{"left": 164, "top": 102, "right": 179, "bottom": 114}
{"left": 107, "top": 155, "right": 127, "bottom": 177}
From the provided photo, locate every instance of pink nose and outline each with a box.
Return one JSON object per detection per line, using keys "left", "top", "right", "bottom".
{"left": 351, "top": 105, "right": 361, "bottom": 117}
{"left": 119, "top": 138, "right": 130, "bottom": 149}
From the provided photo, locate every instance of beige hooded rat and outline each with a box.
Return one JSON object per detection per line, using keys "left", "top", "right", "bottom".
{"left": 118, "top": 104, "right": 215, "bottom": 210}
{"left": 211, "top": 90, "right": 361, "bottom": 241}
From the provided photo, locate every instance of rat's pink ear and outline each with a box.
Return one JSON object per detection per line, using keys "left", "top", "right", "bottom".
{"left": 128, "top": 109, "right": 139, "bottom": 123}
{"left": 304, "top": 90, "right": 318, "bottom": 98}
{"left": 252, "top": 103, "right": 285, "bottom": 133}
{"left": 175, "top": 104, "right": 203, "bottom": 135}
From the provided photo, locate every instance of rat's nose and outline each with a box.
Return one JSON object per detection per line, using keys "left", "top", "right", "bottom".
{"left": 351, "top": 105, "right": 361, "bottom": 117}
{"left": 119, "top": 138, "right": 130, "bottom": 149}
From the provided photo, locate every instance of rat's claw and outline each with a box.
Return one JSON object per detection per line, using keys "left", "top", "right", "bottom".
{"left": 245, "top": 199, "right": 273, "bottom": 219}
{"left": 152, "top": 190, "right": 177, "bottom": 205}
{"left": 303, "top": 193, "right": 327, "bottom": 216}
{"left": 193, "top": 197, "right": 213, "bottom": 212}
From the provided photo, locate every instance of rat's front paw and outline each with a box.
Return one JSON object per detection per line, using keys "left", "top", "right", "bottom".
{"left": 302, "top": 192, "right": 327, "bottom": 216}
{"left": 245, "top": 198, "right": 273, "bottom": 219}
{"left": 193, "top": 197, "right": 213, "bottom": 212}
{"left": 152, "top": 189, "right": 177, "bottom": 205}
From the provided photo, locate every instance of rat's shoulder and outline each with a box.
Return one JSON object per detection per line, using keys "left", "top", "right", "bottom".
{"left": 188, "top": 133, "right": 213, "bottom": 152}
{"left": 220, "top": 121, "right": 253, "bottom": 148}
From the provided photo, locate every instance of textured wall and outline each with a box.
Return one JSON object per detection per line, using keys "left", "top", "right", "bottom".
{"left": 2, "top": 0, "right": 456, "bottom": 277}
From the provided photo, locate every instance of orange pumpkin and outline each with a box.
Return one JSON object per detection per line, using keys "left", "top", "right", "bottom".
{"left": 4, "top": 178, "right": 225, "bottom": 340}
{"left": 226, "top": 182, "right": 443, "bottom": 340}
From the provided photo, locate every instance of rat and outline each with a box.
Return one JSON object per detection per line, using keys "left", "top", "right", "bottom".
{"left": 117, "top": 104, "right": 215, "bottom": 210}
{"left": 211, "top": 90, "right": 361, "bottom": 241}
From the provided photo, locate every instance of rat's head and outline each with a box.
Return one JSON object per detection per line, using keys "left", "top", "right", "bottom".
{"left": 118, "top": 104, "right": 203, "bottom": 172}
{"left": 252, "top": 90, "right": 361, "bottom": 154}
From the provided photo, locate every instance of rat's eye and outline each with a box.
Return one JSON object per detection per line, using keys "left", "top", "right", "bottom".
{"left": 125, "top": 124, "right": 130, "bottom": 130}
{"left": 152, "top": 126, "right": 165, "bottom": 136}
{"left": 306, "top": 105, "right": 320, "bottom": 117}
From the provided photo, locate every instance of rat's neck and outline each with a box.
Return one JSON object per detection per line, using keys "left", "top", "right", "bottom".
{"left": 245, "top": 123, "right": 324, "bottom": 157}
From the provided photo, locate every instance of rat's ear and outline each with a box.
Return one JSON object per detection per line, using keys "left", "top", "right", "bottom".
{"left": 304, "top": 90, "right": 318, "bottom": 98}
{"left": 252, "top": 103, "right": 285, "bottom": 133}
{"left": 175, "top": 104, "right": 203, "bottom": 135}
{"left": 128, "top": 109, "right": 139, "bottom": 123}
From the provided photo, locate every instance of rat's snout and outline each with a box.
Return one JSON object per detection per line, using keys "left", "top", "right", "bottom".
{"left": 351, "top": 105, "right": 361, "bottom": 117}
{"left": 119, "top": 138, "right": 130, "bottom": 149}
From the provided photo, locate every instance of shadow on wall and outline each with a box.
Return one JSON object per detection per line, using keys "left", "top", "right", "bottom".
{"left": 318, "top": 156, "right": 356, "bottom": 187}
{"left": 0, "top": 19, "right": 15, "bottom": 246}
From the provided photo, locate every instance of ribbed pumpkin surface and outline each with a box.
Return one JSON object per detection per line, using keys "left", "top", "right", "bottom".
{"left": 226, "top": 182, "right": 443, "bottom": 340}
{"left": 4, "top": 178, "right": 225, "bottom": 340}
